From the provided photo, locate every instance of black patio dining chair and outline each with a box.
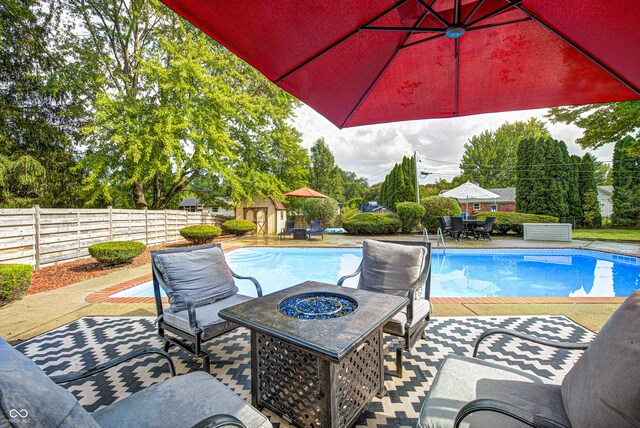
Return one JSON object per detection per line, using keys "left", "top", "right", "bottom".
{"left": 278, "top": 220, "right": 295, "bottom": 240}
{"left": 450, "top": 216, "right": 467, "bottom": 241}
{"left": 473, "top": 216, "right": 495, "bottom": 241}
{"left": 151, "top": 243, "right": 263, "bottom": 373}
{"left": 337, "top": 239, "right": 432, "bottom": 377}
{"left": 437, "top": 216, "right": 452, "bottom": 238}
{"left": 308, "top": 220, "right": 324, "bottom": 240}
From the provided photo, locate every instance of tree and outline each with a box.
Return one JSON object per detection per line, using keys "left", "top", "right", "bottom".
{"left": 578, "top": 154, "right": 602, "bottom": 228}
{"left": 67, "top": 0, "right": 304, "bottom": 209}
{"left": 379, "top": 156, "right": 416, "bottom": 209}
{"left": 459, "top": 118, "right": 550, "bottom": 187}
{"left": 363, "top": 182, "right": 382, "bottom": 203}
{"left": 612, "top": 137, "right": 640, "bottom": 226}
{"left": 0, "top": 0, "right": 85, "bottom": 207}
{"left": 548, "top": 101, "right": 640, "bottom": 157}
{"left": 567, "top": 155, "right": 584, "bottom": 222}
{"left": 305, "top": 198, "right": 339, "bottom": 227}
{"left": 309, "top": 138, "right": 344, "bottom": 200}
{"left": 594, "top": 161, "right": 612, "bottom": 185}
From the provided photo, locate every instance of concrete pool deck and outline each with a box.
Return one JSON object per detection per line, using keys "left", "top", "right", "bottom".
{"left": 1, "top": 235, "right": 637, "bottom": 343}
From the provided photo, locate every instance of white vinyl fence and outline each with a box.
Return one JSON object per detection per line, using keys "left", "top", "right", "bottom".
{"left": 0, "top": 206, "right": 226, "bottom": 269}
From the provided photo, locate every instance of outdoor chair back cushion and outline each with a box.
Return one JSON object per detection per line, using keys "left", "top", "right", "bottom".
{"left": 358, "top": 240, "right": 427, "bottom": 297}
{"left": 561, "top": 290, "right": 640, "bottom": 428}
{"left": 0, "top": 338, "right": 100, "bottom": 427}
{"left": 154, "top": 246, "right": 238, "bottom": 311}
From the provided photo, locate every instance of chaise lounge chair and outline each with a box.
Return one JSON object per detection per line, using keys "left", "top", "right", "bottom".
{"left": 278, "top": 220, "right": 295, "bottom": 240}
{"left": 151, "top": 243, "right": 263, "bottom": 373}
{"left": 338, "top": 239, "right": 432, "bottom": 377}
{"left": 417, "top": 290, "right": 640, "bottom": 428}
{"left": 308, "top": 220, "right": 324, "bottom": 240}
{"left": 0, "top": 338, "right": 271, "bottom": 427}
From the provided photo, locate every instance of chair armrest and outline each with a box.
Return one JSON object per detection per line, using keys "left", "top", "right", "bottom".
{"left": 51, "top": 348, "right": 176, "bottom": 384}
{"left": 169, "top": 292, "right": 198, "bottom": 331}
{"left": 231, "top": 270, "right": 263, "bottom": 297}
{"left": 455, "top": 398, "right": 569, "bottom": 428}
{"left": 406, "top": 287, "right": 418, "bottom": 327}
{"left": 191, "top": 414, "right": 246, "bottom": 428}
{"left": 337, "top": 262, "right": 362, "bottom": 286}
{"left": 473, "top": 328, "right": 591, "bottom": 357}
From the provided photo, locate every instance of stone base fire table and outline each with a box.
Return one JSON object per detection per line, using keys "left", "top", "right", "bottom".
{"left": 220, "top": 281, "right": 408, "bottom": 428}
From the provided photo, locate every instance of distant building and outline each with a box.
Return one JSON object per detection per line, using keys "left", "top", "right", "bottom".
{"left": 596, "top": 185, "right": 613, "bottom": 217}
{"left": 178, "top": 197, "right": 235, "bottom": 217}
{"left": 235, "top": 196, "right": 287, "bottom": 235}
{"left": 451, "top": 187, "right": 516, "bottom": 215}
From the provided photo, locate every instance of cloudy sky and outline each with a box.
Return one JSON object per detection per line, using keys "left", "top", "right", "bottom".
{"left": 292, "top": 104, "right": 613, "bottom": 185}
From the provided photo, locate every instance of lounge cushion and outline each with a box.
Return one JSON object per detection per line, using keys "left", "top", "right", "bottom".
{"left": 561, "top": 290, "right": 640, "bottom": 428}
{"left": 384, "top": 298, "right": 431, "bottom": 336}
{"left": 154, "top": 246, "right": 238, "bottom": 311}
{"left": 359, "top": 240, "right": 427, "bottom": 297}
{"left": 418, "top": 354, "right": 570, "bottom": 428}
{"left": 163, "top": 294, "right": 252, "bottom": 340}
{"left": 93, "top": 371, "right": 271, "bottom": 428}
{"left": 0, "top": 338, "right": 99, "bottom": 428}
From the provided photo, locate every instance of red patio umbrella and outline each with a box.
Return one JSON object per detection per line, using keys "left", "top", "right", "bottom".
{"left": 283, "top": 187, "right": 329, "bottom": 225}
{"left": 160, "top": 0, "right": 639, "bottom": 128}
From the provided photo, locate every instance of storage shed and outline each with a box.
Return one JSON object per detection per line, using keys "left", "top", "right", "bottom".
{"left": 235, "top": 196, "right": 287, "bottom": 235}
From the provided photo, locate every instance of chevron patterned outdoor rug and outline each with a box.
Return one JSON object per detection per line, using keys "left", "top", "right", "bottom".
{"left": 15, "top": 316, "right": 595, "bottom": 427}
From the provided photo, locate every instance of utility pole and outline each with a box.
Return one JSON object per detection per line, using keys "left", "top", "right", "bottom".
{"left": 414, "top": 151, "right": 420, "bottom": 204}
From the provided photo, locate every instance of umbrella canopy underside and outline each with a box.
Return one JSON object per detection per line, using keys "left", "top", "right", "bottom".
{"left": 160, "top": 0, "right": 639, "bottom": 128}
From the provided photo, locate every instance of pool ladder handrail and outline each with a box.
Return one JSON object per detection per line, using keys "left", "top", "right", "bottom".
{"left": 424, "top": 228, "right": 446, "bottom": 255}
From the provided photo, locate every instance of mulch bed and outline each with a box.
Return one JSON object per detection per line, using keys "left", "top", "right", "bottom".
{"left": 28, "top": 236, "right": 238, "bottom": 295}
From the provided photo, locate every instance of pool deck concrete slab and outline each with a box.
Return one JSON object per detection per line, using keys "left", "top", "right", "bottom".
{"left": 1, "top": 234, "right": 637, "bottom": 343}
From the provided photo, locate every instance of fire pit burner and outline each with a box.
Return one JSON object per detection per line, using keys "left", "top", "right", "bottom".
{"left": 279, "top": 292, "right": 358, "bottom": 320}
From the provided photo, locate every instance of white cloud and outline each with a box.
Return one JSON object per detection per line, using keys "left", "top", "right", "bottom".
{"left": 292, "top": 104, "right": 614, "bottom": 184}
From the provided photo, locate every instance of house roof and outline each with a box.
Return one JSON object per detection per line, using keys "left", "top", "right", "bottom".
{"left": 442, "top": 187, "right": 516, "bottom": 203}
{"left": 179, "top": 197, "right": 199, "bottom": 207}
{"left": 269, "top": 196, "right": 286, "bottom": 210}
{"left": 597, "top": 185, "right": 613, "bottom": 195}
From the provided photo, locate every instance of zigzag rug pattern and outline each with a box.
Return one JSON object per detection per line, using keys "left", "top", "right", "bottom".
{"left": 16, "top": 316, "right": 595, "bottom": 427}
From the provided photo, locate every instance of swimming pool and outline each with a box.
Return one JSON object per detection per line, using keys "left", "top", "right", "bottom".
{"left": 110, "top": 247, "right": 640, "bottom": 299}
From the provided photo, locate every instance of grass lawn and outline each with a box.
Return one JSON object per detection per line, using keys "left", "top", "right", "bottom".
{"left": 572, "top": 228, "right": 640, "bottom": 241}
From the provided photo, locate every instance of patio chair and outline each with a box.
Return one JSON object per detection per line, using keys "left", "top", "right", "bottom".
{"left": 278, "top": 220, "right": 295, "bottom": 240}
{"left": 437, "top": 216, "right": 452, "bottom": 238}
{"left": 473, "top": 216, "right": 495, "bottom": 241}
{"left": 337, "top": 239, "right": 432, "bottom": 377}
{"left": 450, "top": 216, "right": 467, "bottom": 241}
{"left": 0, "top": 338, "right": 271, "bottom": 428}
{"left": 151, "top": 243, "right": 263, "bottom": 373}
{"left": 308, "top": 220, "right": 324, "bottom": 240}
{"left": 417, "top": 290, "right": 640, "bottom": 428}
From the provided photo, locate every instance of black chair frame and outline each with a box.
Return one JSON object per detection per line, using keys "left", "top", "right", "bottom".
{"left": 152, "top": 244, "right": 263, "bottom": 373}
{"left": 337, "top": 240, "right": 432, "bottom": 377}
{"left": 308, "top": 220, "right": 324, "bottom": 240}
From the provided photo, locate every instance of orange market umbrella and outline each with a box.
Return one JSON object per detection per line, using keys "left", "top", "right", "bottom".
{"left": 283, "top": 187, "right": 329, "bottom": 225}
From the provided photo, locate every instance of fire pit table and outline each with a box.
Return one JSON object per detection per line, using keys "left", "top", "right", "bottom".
{"left": 219, "top": 281, "right": 408, "bottom": 428}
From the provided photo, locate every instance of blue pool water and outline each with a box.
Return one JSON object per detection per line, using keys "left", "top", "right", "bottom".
{"left": 111, "top": 247, "right": 640, "bottom": 299}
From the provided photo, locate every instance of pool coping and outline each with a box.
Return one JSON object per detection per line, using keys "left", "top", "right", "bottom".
{"left": 85, "top": 245, "right": 635, "bottom": 305}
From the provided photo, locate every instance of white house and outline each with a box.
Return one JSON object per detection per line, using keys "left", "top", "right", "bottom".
{"left": 596, "top": 185, "right": 613, "bottom": 218}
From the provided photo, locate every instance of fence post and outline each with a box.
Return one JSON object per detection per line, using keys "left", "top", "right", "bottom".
{"left": 144, "top": 207, "right": 149, "bottom": 246}
{"left": 164, "top": 210, "right": 168, "bottom": 243}
{"left": 76, "top": 210, "right": 81, "bottom": 258}
{"left": 108, "top": 206, "right": 113, "bottom": 241}
{"left": 33, "top": 205, "right": 41, "bottom": 270}
{"left": 185, "top": 210, "right": 188, "bottom": 227}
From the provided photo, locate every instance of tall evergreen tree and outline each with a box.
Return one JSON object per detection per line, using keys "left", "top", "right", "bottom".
{"left": 612, "top": 137, "right": 640, "bottom": 226}
{"left": 567, "top": 155, "right": 584, "bottom": 222}
{"left": 578, "top": 154, "right": 602, "bottom": 228}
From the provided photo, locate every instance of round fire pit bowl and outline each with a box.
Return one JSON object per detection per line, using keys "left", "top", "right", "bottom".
{"left": 278, "top": 292, "right": 358, "bottom": 320}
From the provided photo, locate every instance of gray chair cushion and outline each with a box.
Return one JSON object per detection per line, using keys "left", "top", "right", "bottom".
{"left": 359, "top": 240, "right": 427, "bottom": 297}
{"left": 154, "top": 246, "right": 238, "bottom": 311}
{"left": 163, "top": 294, "right": 253, "bottom": 340}
{"left": 561, "top": 290, "right": 640, "bottom": 428}
{"left": 93, "top": 371, "right": 271, "bottom": 428}
{"left": 0, "top": 338, "right": 99, "bottom": 428}
{"left": 384, "top": 298, "right": 431, "bottom": 336}
{"left": 418, "top": 354, "right": 570, "bottom": 428}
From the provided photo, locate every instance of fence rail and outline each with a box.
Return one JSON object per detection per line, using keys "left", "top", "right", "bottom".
{"left": 0, "top": 206, "right": 226, "bottom": 268}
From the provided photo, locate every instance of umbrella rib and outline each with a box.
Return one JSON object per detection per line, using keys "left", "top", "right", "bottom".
{"left": 463, "top": 0, "right": 486, "bottom": 25}
{"left": 275, "top": 0, "right": 408, "bottom": 84}
{"left": 512, "top": 2, "right": 640, "bottom": 95}
{"left": 415, "top": 0, "right": 451, "bottom": 27}
{"left": 466, "top": 0, "right": 523, "bottom": 27}
{"left": 341, "top": 9, "right": 431, "bottom": 128}
{"left": 467, "top": 17, "right": 531, "bottom": 32}
{"left": 361, "top": 27, "right": 445, "bottom": 33}
{"left": 400, "top": 33, "right": 446, "bottom": 50}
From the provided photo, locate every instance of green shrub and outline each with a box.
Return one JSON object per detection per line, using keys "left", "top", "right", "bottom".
{"left": 421, "top": 196, "right": 461, "bottom": 232}
{"left": 180, "top": 225, "right": 222, "bottom": 244}
{"left": 222, "top": 219, "right": 256, "bottom": 236}
{"left": 476, "top": 212, "right": 559, "bottom": 235}
{"left": 342, "top": 213, "right": 401, "bottom": 235}
{"left": 305, "top": 198, "right": 339, "bottom": 227}
{"left": 0, "top": 264, "right": 32, "bottom": 307}
{"left": 88, "top": 241, "right": 146, "bottom": 265}
{"left": 395, "top": 202, "right": 426, "bottom": 233}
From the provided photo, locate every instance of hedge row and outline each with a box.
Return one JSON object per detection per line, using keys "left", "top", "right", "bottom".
{"left": 342, "top": 213, "right": 401, "bottom": 235}
{"left": 476, "top": 212, "right": 559, "bottom": 235}
{"left": 395, "top": 202, "right": 426, "bottom": 233}
{"left": 0, "top": 264, "right": 32, "bottom": 307}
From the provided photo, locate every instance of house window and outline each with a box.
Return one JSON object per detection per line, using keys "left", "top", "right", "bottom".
{"left": 491, "top": 204, "right": 498, "bottom": 212}
{"left": 280, "top": 212, "right": 284, "bottom": 220}
{"left": 212, "top": 206, "right": 219, "bottom": 213}
{"left": 473, "top": 203, "right": 481, "bottom": 210}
